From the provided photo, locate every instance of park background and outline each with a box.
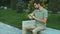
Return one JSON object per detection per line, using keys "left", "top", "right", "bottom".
{"left": 0, "top": 0, "right": 60, "bottom": 30}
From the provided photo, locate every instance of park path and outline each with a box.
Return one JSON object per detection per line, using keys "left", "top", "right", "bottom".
{"left": 0, "top": 22, "right": 22, "bottom": 34}
{"left": 0, "top": 21, "right": 60, "bottom": 34}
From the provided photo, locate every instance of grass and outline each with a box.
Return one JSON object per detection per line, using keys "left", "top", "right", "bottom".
{"left": 0, "top": 9, "right": 60, "bottom": 30}
{"left": 0, "top": 9, "right": 22, "bottom": 29}
{"left": 47, "top": 14, "right": 60, "bottom": 30}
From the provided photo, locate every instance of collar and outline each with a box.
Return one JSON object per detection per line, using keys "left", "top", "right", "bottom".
{"left": 39, "top": 6, "right": 43, "bottom": 11}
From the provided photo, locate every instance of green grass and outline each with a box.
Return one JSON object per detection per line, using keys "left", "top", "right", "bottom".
{"left": 0, "top": 9, "right": 60, "bottom": 30}
{"left": 0, "top": 9, "right": 22, "bottom": 29}
{"left": 47, "top": 14, "right": 60, "bottom": 30}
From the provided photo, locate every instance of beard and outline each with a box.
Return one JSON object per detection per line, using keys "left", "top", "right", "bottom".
{"left": 35, "top": 7, "right": 39, "bottom": 9}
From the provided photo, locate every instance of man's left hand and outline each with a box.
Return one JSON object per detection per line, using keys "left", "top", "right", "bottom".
{"left": 31, "top": 15, "right": 36, "bottom": 19}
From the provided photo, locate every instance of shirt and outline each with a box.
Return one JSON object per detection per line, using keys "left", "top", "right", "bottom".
{"left": 33, "top": 7, "right": 48, "bottom": 27}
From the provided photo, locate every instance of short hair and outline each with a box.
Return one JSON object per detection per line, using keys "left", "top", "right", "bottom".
{"left": 33, "top": 0, "right": 41, "bottom": 4}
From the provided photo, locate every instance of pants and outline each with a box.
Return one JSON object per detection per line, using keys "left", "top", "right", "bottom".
{"left": 22, "top": 25, "right": 45, "bottom": 34}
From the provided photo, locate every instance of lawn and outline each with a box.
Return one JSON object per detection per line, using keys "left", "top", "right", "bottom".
{"left": 47, "top": 14, "right": 60, "bottom": 30}
{"left": 0, "top": 9, "right": 60, "bottom": 30}
{"left": 0, "top": 9, "right": 22, "bottom": 29}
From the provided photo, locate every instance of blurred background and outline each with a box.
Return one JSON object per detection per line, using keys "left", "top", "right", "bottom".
{"left": 0, "top": 0, "right": 60, "bottom": 30}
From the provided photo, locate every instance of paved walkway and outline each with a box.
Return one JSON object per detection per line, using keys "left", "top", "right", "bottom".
{"left": 0, "top": 22, "right": 22, "bottom": 34}
{"left": 0, "top": 21, "right": 60, "bottom": 34}
{"left": 40, "top": 28, "right": 60, "bottom": 34}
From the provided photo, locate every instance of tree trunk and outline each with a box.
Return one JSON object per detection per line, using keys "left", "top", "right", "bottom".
{"left": 10, "top": 0, "right": 17, "bottom": 10}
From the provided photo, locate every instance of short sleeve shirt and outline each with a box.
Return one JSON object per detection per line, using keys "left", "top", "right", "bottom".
{"left": 33, "top": 7, "right": 48, "bottom": 27}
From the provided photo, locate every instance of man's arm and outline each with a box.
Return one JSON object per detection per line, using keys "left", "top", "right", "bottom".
{"left": 28, "top": 13, "right": 34, "bottom": 20}
{"left": 32, "top": 10, "right": 48, "bottom": 23}
{"left": 32, "top": 16, "right": 47, "bottom": 24}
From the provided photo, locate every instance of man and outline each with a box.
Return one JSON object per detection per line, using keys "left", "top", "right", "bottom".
{"left": 22, "top": 1, "right": 48, "bottom": 34}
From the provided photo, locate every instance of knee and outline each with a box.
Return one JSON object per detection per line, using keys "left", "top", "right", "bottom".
{"left": 23, "top": 27, "right": 27, "bottom": 30}
{"left": 32, "top": 30, "right": 37, "bottom": 33}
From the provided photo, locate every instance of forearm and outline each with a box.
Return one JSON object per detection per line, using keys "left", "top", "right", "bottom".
{"left": 28, "top": 13, "right": 34, "bottom": 20}
{"left": 28, "top": 15, "right": 33, "bottom": 20}
{"left": 33, "top": 17, "right": 46, "bottom": 24}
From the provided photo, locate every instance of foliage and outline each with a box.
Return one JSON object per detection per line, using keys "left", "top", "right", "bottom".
{"left": 0, "top": 0, "right": 10, "bottom": 6}
{"left": 49, "top": 0, "right": 60, "bottom": 13}
{"left": 26, "top": 0, "right": 48, "bottom": 13}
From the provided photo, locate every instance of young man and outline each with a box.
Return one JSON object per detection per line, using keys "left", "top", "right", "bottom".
{"left": 22, "top": 1, "right": 48, "bottom": 34}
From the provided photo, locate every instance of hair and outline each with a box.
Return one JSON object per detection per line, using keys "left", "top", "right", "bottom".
{"left": 33, "top": 0, "right": 41, "bottom": 4}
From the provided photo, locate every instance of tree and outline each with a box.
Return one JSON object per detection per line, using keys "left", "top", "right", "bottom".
{"left": 26, "top": 0, "right": 49, "bottom": 13}
{"left": 16, "top": 0, "right": 25, "bottom": 13}
{"left": 49, "top": 0, "right": 60, "bottom": 14}
{"left": 10, "top": 0, "right": 17, "bottom": 10}
{"left": 0, "top": 0, "right": 10, "bottom": 7}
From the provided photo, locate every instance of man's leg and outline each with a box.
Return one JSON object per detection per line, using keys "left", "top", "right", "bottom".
{"left": 22, "top": 25, "right": 36, "bottom": 34}
{"left": 22, "top": 26, "right": 27, "bottom": 34}
{"left": 32, "top": 26, "right": 45, "bottom": 34}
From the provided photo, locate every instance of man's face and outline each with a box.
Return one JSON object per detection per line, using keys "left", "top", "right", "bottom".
{"left": 34, "top": 3, "right": 39, "bottom": 9}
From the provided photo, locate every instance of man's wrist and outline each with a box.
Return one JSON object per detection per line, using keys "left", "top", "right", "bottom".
{"left": 33, "top": 16, "right": 36, "bottom": 20}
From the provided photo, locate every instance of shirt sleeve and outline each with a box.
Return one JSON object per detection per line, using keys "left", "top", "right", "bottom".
{"left": 43, "top": 10, "right": 48, "bottom": 18}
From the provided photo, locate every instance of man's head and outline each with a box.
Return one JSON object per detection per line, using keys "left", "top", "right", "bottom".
{"left": 33, "top": 0, "right": 41, "bottom": 9}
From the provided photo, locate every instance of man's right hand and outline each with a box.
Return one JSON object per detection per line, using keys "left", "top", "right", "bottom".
{"left": 28, "top": 13, "right": 33, "bottom": 19}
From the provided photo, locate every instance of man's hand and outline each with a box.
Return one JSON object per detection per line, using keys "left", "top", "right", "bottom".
{"left": 31, "top": 15, "right": 47, "bottom": 24}
{"left": 28, "top": 13, "right": 34, "bottom": 19}
{"left": 28, "top": 14, "right": 47, "bottom": 23}
{"left": 31, "top": 15, "right": 35, "bottom": 19}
